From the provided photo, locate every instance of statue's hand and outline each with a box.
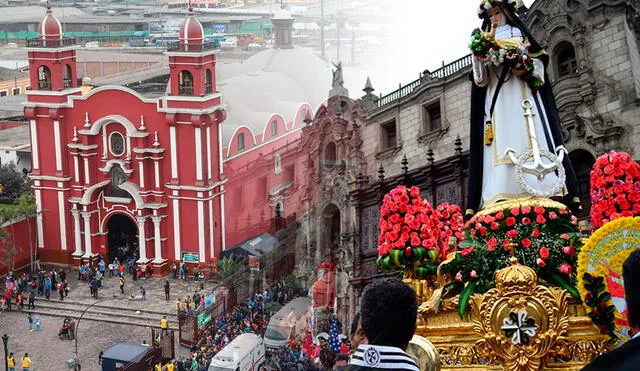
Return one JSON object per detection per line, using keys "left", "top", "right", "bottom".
{"left": 512, "top": 68, "right": 527, "bottom": 78}
{"left": 490, "top": 22, "right": 498, "bottom": 38}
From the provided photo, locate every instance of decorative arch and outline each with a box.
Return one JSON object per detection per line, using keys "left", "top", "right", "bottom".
{"left": 84, "top": 114, "right": 147, "bottom": 138}
{"left": 100, "top": 209, "right": 137, "bottom": 234}
{"left": 261, "top": 113, "right": 286, "bottom": 140}
{"left": 81, "top": 180, "right": 144, "bottom": 209}
{"left": 225, "top": 125, "right": 258, "bottom": 158}
{"left": 291, "top": 103, "right": 314, "bottom": 130}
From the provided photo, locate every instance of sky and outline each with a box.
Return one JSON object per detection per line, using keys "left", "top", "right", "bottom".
{"left": 342, "top": 0, "right": 536, "bottom": 96}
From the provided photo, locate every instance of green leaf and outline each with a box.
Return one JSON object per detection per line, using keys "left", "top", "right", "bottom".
{"left": 458, "top": 280, "right": 478, "bottom": 320}
{"left": 550, "top": 272, "right": 581, "bottom": 300}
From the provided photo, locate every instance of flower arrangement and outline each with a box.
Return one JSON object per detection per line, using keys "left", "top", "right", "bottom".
{"left": 581, "top": 272, "right": 619, "bottom": 344}
{"left": 377, "top": 186, "right": 442, "bottom": 278}
{"left": 477, "top": 0, "right": 518, "bottom": 16}
{"left": 431, "top": 203, "right": 465, "bottom": 260}
{"left": 442, "top": 200, "right": 581, "bottom": 318}
{"left": 589, "top": 151, "right": 640, "bottom": 230}
{"left": 469, "top": 31, "right": 543, "bottom": 91}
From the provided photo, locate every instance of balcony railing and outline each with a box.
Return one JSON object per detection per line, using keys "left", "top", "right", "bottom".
{"left": 63, "top": 79, "right": 72, "bottom": 89}
{"left": 166, "top": 41, "right": 217, "bottom": 52}
{"left": 205, "top": 83, "right": 213, "bottom": 94}
{"left": 26, "top": 37, "right": 76, "bottom": 48}
{"left": 38, "top": 80, "right": 51, "bottom": 90}
{"left": 179, "top": 86, "right": 194, "bottom": 96}
{"left": 375, "top": 54, "right": 473, "bottom": 109}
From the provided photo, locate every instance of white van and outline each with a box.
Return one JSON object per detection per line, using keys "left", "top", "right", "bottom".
{"left": 263, "top": 297, "right": 312, "bottom": 351}
{"left": 220, "top": 41, "right": 237, "bottom": 49}
{"left": 208, "top": 333, "right": 265, "bottom": 371}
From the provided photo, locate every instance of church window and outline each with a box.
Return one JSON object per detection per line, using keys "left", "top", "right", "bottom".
{"left": 63, "top": 64, "right": 73, "bottom": 89}
{"left": 205, "top": 69, "right": 213, "bottom": 94}
{"left": 237, "top": 133, "right": 245, "bottom": 151}
{"left": 109, "top": 165, "right": 129, "bottom": 198}
{"left": 179, "top": 70, "right": 194, "bottom": 96}
{"left": 37, "top": 66, "right": 51, "bottom": 90}
{"left": 555, "top": 41, "right": 578, "bottom": 78}
{"left": 109, "top": 132, "right": 126, "bottom": 157}
{"left": 381, "top": 119, "right": 397, "bottom": 150}
{"left": 324, "top": 142, "right": 337, "bottom": 163}
{"left": 423, "top": 101, "right": 442, "bottom": 132}
{"left": 274, "top": 154, "right": 282, "bottom": 174}
{"left": 271, "top": 120, "right": 278, "bottom": 137}
{"left": 11, "top": 88, "right": 19, "bottom": 95}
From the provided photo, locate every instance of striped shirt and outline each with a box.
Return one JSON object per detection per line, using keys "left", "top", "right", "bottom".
{"left": 349, "top": 344, "right": 420, "bottom": 371}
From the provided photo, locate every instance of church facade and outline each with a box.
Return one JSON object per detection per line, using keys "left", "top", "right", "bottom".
{"left": 26, "top": 5, "right": 226, "bottom": 270}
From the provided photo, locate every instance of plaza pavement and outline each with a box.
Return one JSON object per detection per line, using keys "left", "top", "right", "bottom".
{"left": 0, "top": 267, "right": 219, "bottom": 371}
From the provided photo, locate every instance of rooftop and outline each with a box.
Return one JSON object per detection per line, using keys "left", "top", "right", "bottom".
{"left": 0, "top": 66, "right": 28, "bottom": 82}
{"left": 0, "top": 123, "right": 30, "bottom": 151}
{"left": 0, "top": 95, "right": 25, "bottom": 121}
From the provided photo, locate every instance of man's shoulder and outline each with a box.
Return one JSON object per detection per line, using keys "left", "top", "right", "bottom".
{"left": 583, "top": 338, "right": 640, "bottom": 370}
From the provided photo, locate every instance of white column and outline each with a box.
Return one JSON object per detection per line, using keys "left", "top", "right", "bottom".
{"left": 138, "top": 161, "right": 145, "bottom": 188}
{"left": 29, "top": 119, "right": 40, "bottom": 170}
{"left": 197, "top": 198, "right": 205, "bottom": 262}
{"left": 136, "top": 216, "right": 148, "bottom": 262}
{"left": 73, "top": 156, "right": 80, "bottom": 183}
{"left": 208, "top": 197, "right": 214, "bottom": 258}
{"left": 53, "top": 120, "right": 62, "bottom": 172}
{"left": 220, "top": 186, "right": 226, "bottom": 250}
{"left": 152, "top": 216, "right": 164, "bottom": 263}
{"left": 58, "top": 190, "right": 67, "bottom": 250}
{"left": 34, "top": 189, "right": 44, "bottom": 248}
{"left": 126, "top": 135, "right": 131, "bottom": 160}
{"left": 170, "top": 126, "right": 178, "bottom": 179}
{"left": 102, "top": 128, "right": 107, "bottom": 158}
{"left": 83, "top": 158, "right": 90, "bottom": 185}
{"left": 154, "top": 161, "right": 160, "bottom": 189}
{"left": 72, "top": 209, "right": 83, "bottom": 256}
{"left": 82, "top": 212, "right": 93, "bottom": 257}
{"left": 195, "top": 127, "right": 203, "bottom": 181}
{"left": 206, "top": 126, "right": 212, "bottom": 180}
{"left": 172, "top": 198, "right": 181, "bottom": 260}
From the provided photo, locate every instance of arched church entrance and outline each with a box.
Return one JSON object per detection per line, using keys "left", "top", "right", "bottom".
{"left": 106, "top": 213, "right": 139, "bottom": 263}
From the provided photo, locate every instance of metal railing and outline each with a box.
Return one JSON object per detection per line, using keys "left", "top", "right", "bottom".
{"left": 63, "top": 79, "right": 72, "bottom": 89}
{"left": 178, "top": 86, "right": 194, "bottom": 96}
{"left": 26, "top": 37, "right": 76, "bottom": 48}
{"left": 166, "top": 41, "right": 217, "bottom": 52}
{"left": 376, "top": 54, "right": 473, "bottom": 109}
{"left": 38, "top": 80, "right": 51, "bottom": 90}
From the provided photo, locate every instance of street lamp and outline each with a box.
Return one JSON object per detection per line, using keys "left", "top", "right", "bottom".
{"left": 2, "top": 334, "right": 8, "bottom": 371}
{"left": 74, "top": 296, "right": 125, "bottom": 370}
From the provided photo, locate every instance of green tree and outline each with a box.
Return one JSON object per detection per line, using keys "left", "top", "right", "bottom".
{"left": 0, "top": 162, "right": 29, "bottom": 197}
{"left": 215, "top": 256, "right": 248, "bottom": 305}
{"left": 15, "top": 194, "right": 39, "bottom": 271}
{"left": 0, "top": 207, "right": 21, "bottom": 272}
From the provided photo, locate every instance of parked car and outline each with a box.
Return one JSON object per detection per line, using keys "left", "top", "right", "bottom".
{"left": 208, "top": 333, "right": 265, "bottom": 371}
{"left": 5, "top": 43, "right": 18, "bottom": 48}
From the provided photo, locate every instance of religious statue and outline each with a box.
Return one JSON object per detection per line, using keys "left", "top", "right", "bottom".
{"left": 330, "top": 61, "right": 349, "bottom": 98}
{"left": 465, "top": 0, "right": 580, "bottom": 217}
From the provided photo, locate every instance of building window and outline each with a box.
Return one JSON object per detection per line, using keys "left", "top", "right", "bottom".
{"left": 237, "top": 132, "right": 245, "bottom": 151}
{"left": 274, "top": 154, "right": 282, "bottom": 174}
{"left": 424, "top": 102, "right": 441, "bottom": 132}
{"left": 63, "top": 64, "right": 73, "bottom": 89}
{"left": 271, "top": 120, "right": 278, "bottom": 137}
{"left": 109, "top": 132, "right": 125, "bottom": 157}
{"left": 11, "top": 88, "right": 20, "bottom": 95}
{"left": 109, "top": 165, "right": 129, "bottom": 198}
{"left": 381, "top": 120, "right": 397, "bottom": 150}
{"left": 37, "top": 66, "right": 51, "bottom": 90}
{"left": 284, "top": 165, "right": 294, "bottom": 183}
{"left": 179, "top": 70, "right": 194, "bottom": 96}
{"left": 555, "top": 41, "right": 578, "bottom": 78}
{"left": 324, "top": 142, "right": 337, "bottom": 163}
{"left": 205, "top": 69, "right": 213, "bottom": 94}
{"left": 0, "top": 90, "right": 7, "bottom": 97}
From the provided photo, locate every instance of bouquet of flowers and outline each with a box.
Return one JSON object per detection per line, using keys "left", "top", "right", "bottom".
{"left": 431, "top": 203, "right": 465, "bottom": 260}
{"left": 442, "top": 201, "right": 581, "bottom": 318}
{"left": 469, "top": 31, "right": 543, "bottom": 91}
{"left": 377, "top": 186, "right": 441, "bottom": 278}
{"left": 589, "top": 151, "right": 640, "bottom": 230}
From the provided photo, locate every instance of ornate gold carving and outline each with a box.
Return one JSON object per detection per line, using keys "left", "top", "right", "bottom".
{"left": 470, "top": 257, "right": 570, "bottom": 371}
{"left": 475, "top": 197, "right": 568, "bottom": 217}
{"left": 439, "top": 345, "right": 497, "bottom": 366}
{"left": 545, "top": 339, "right": 610, "bottom": 365}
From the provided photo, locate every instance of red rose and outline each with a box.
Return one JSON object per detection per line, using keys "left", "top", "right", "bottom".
{"left": 521, "top": 238, "right": 532, "bottom": 248}
{"left": 455, "top": 272, "right": 462, "bottom": 282}
{"left": 531, "top": 229, "right": 540, "bottom": 238}
{"left": 536, "top": 215, "right": 547, "bottom": 224}
{"left": 563, "top": 245, "right": 575, "bottom": 256}
{"left": 393, "top": 224, "right": 401, "bottom": 232}
{"left": 506, "top": 229, "right": 518, "bottom": 239}
{"left": 410, "top": 238, "right": 420, "bottom": 247}
{"left": 522, "top": 217, "right": 531, "bottom": 225}
{"left": 510, "top": 207, "right": 520, "bottom": 216}
{"left": 490, "top": 222, "right": 499, "bottom": 231}
{"left": 549, "top": 211, "right": 558, "bottom": 220}
{"left": 400, "top": 233, "right": 410, "bottom": 242}
{"left": 506, "top": 217, "right": 517, "bottom": 227}
{"left": 534, "top": 206, "right": 545, "bottom": 215}
{"left": 486, "top": 237, "right": 498, "bottom": 251}
{"left": 470, "top": 270, "right": 478, "bottom": 278}
{"left": 539, "top": 247, "right": 550, "bottom": 260}
{"left": 479, "top": 227, "right": 487, "bottom": 236}
{"left": 495, "top": 211, "right": 504, "bottom": 220}
{"left": 521, "top": 205, "right": 531, "bottom": 214}
{"left": 560, "top": 263, "right": 572, "bottom": 275}
{"left": 461, "top": 247, "right": 474, "bottom": 257}
{"left": 560, "top": 233, "right": 570, "bottom": 241}
{"left": 389, "top": 214, "right": 400, "bottom": 224}
{"left": 536, "top": 258, "right": 546, "bottom": 268}
{"left": 409, "top": 219, "right": 421, "bottom": 231}
{"left": 409, "top": 186, "right": 420, "bottom": 198}
{"left": 399, "top": 193, "right": 410, "bottom": 204}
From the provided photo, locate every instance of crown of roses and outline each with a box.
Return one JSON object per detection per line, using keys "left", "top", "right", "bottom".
{"left": 477, "top": 0, "right": 518, "bottom": 17}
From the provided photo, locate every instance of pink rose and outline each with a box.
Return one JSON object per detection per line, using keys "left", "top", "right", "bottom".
{"left": 470, "top": 270, "right": 478, "bottom": 279}
{"left": 563, "top": 245, "right": 575, "bottom": 256}
{"left": 455, "top": 272, "right": 463, "bottom": 282}
{"left": 537, "top": 258, "right": 546, "bottom": 268}
{"left": 560, "top": 263, "right": 572, "bottom": 275}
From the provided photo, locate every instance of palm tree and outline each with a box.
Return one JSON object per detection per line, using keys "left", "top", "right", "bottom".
{"left": 15, "top": 194, "right": 38, "bottom": 271}
{"left": 215, "top": 256, "right": 248, "bottom": 307}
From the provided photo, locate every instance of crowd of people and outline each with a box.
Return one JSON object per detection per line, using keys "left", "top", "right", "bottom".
{"left": 2, "top": 268, "right": 70, "bottom": 312}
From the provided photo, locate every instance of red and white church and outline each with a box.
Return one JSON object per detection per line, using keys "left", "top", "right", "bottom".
{"left": 26, "top": 4, "right": 226, "bottom": 272}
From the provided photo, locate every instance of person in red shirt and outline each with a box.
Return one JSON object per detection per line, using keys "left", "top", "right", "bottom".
{"left": 339, "top": 334, "right": 350, "bottom": 355}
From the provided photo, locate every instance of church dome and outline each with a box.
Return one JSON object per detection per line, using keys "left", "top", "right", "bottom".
{"left": 38, "top": 3, "right": 63, "bottom": 40}
{"left": 179, "top": 7, "right": 204, "bottom": 46}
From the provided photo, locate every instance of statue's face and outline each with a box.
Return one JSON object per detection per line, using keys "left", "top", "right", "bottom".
{"left": 487, "top": 7, "right": 503, "bottom": 27}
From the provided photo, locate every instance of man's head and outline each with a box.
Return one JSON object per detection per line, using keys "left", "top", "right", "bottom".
{"left": 350, "top": 312, "right": 367, "bottom": 350}
{"left": 623, "top": 249, "right": 640, "bottom": 330}
{"left": 334, "top": 353, "right": 349, "bottom": 368}
{"left": 360, "top": 278, "right": 417, "bottom": 349}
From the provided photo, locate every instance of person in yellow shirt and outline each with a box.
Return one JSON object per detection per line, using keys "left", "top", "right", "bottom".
{"left": 160, "top": 315, "right": 169, "bottom": 336}
{"left": 21, "top": 353, "right": 31, "bottom": 371}
{"left": 175, "top": 300, "right": 181, "bottom": 315}
{"left": 154, "top": 362, "right": 162, "bottom": 371}
{"left": 7, "top": 352, "right": 15, "bottom": 371}
{"left": 166, "top": 361, "right": 175, "bottom": 371}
